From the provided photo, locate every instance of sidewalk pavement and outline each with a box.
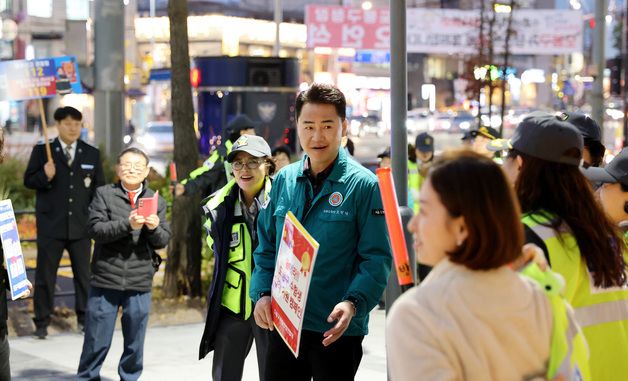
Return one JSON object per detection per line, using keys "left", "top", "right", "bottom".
{"left": 9, "top": 309, "right": 388, "bottom": 380}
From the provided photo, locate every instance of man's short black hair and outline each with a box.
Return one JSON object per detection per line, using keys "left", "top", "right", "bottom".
{"left": 296, "top": 83, "right": 346, "bottom": 121}
{"left": 53, "top": 106, "right": 82, "bottom": 122}
{"left": 272, "top": 145, "right": 291, "bottom": 157}
{"left": 117, "top": 147, "right": 150, "bottom": 165}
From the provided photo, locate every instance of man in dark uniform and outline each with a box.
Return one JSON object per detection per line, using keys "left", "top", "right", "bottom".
{"left": 24, "top": 106, "right": 105, "bottom": 339}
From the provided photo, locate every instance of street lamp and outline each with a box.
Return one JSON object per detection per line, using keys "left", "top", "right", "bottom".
{"left": 362, "top": 1, "right": 373, "bottom": 10}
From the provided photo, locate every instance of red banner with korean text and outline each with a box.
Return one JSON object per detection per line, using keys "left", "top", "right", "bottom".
{"left": 305, "top": 5, "right": 390, "bottom": 50}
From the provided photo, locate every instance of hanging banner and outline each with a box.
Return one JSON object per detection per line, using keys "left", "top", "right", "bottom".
{"left": 0, "top": 56, "right": 82, "bottom": 101}
{"left": 0, "top": 200, "right": 30, "bottom": 300}
{"left": 406, "top": 9, "right": 582, "bottom": 55}
{"left": 305, "top": 5, "right": 390, "bottom": 50}
{"left": 271, "top": 211, "right": 319, "bottom": 357}
{"left": 305, "top": 6, "right": 582, "bottom": 55}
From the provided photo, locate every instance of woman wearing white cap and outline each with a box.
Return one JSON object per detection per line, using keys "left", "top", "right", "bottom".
{"left": 198, "top": 134, "right": 275, "bottom": 381}
{"left": 499, "top": 112, "right": 628, "bottom": 381}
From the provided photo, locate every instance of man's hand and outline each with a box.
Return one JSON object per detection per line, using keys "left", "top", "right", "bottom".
{"left": 44, "top": 160, "right": 56, "bottom": 181}
{"left": 129, "top": 210, "right": 145, "bottom": 230}
{"left": 322, "top": 301, "right": 355, "bottom": 347}
{"left": 145, "top": 214, "right": 160, "bottom": 231}
{"left": 253, "top": 296, "right": 274, "bottom": 331}
{"left": 174, "top": 183, "right": 185, "bottom": 197}
{"left": 19, "top": 280, "right": 33, "bottom": 299}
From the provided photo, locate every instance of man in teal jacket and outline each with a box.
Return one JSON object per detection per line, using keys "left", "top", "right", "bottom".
{"left": 250, "top": 83, "right": 392, "bottom": 380}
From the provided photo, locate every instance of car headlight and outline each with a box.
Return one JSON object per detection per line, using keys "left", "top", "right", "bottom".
{"left": 459, "top": 121, "right": 470, "bottom": 130}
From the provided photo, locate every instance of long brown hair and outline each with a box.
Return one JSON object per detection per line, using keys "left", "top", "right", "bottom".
{"left": 429, "top": 150, "right": 523, "bottom": 270}
{"left": 515, "top": 151, "right": 626, "bottom": 287}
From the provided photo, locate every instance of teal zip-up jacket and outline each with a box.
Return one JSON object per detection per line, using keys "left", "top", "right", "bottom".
{"left": 250, "top": 148, "right": 392, "bottom": 336}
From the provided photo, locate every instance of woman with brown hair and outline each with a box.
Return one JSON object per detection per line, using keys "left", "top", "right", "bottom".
{"left": 387, "top": 150, "right": 585, "bottom": 380}
{"left": 498, "top": 111, "right": 628, "bottom": 381}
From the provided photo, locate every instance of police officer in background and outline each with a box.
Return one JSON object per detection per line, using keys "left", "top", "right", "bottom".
{"left": 24, "top": 106, "right": 105, "bottom": 339}
{"left": 175, "top": 114, "right": 257, "bottom": 199}
{"left": 558, "top": 111, "right": 605, "bottom": 168}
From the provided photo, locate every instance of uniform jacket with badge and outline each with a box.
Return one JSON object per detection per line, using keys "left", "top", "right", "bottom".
{"left": 87, "top": 181, "right": 171, "bottom": 292}
{"left": 250, "top": 148, "right": 392, "bottom": 336}
{"left": 24, "top": 138, "right": 105, "bottom": 240}
{"left": 199, "top": 178, "right": 271, "bottom": 359}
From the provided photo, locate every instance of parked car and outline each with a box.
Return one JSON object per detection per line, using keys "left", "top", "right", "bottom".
{"left": 349, "top": 114, "right": 385, "bottom": 137}
{"left": 134, "top": 121, "right": 174, "bottom": 157}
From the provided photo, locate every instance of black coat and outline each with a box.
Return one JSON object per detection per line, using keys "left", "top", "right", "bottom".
{"left": 198, "top": 184, "right": 238, "bottom": 360}
{"left": 88, "top": 182, "right": 171, "bottom": 292}
{"left": 24, "top": 138, "right": 105, "bottom": 240}
{"left": 0, "top": 246, "right": 7, "bottom": 339}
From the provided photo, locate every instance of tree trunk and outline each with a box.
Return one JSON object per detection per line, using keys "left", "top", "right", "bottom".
{"left": 477, "top": 0, "right": 486, "bottom": 128}
{"left": 500, "top": 0, "right": 516, "bottom": 137}
{"left": 487, "top": 1, "right": 497, "bottom": 124}
{"left": 163, "top": 0, "right": 202, "bottom": 298}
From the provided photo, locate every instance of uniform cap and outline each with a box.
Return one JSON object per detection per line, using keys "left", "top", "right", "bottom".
{"left": 487, "top": 111, "right": 583, "bottom": 166}
{"left": 227, "top": 134, "right": 271, "bottom": 162}
{"left": 415, "top": 132, "right": 434, "bottom": 153}
{"left": 582, "top": 147, "right": 628, "bottom": 187}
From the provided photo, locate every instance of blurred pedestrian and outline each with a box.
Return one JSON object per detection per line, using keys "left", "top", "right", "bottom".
{"left": 0, "top": 127, "right": 33, "bottom": 379}
{"left": 387, "top": 150, "right": 589, "bottom": 381}
{"left": 77, "top": 148, "right": 171, "bottom": 381}
{"left": 377, "top": 146, "right": 391, "bottom": 168}
{"left": 175, "top": 115, "right": 257, "bottom": 199}
{"left": 470, "top": 126, "right": 500, "bottom": 161}
{"left": 495, "top": 111, "right": 627, "bottom": 381}
{"left": 24, "top": 106, "right": 105, "bottom": 339}
{"left": 460, "top": 130, "right": 473, "bottom": 147}
{"left": 559, "top": 111, "right": 605, "bottom": 168}
{"left": 271, "top": 145, "right": 292, "bottom": 172}
{"left": 198, "top": 135, "right": 274, "bottom": 380}
{"left": 584, "top": 147, "right": 628, "bottom": 228}
{"left": 414, "top": 132, "right": 435, "bottom": 193}
{"left": 250, "top": 83, "right": 391, "bottom": 380}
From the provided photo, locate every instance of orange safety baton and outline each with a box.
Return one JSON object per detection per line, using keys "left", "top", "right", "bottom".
{"left": 376, "top": 167, "right": 414, "bottom": 288}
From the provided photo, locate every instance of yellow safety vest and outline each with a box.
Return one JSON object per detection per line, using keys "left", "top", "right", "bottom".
{"left": 203, "top": 178, "right": 271, "bottom": 320}
{"left": 523, "top": 212, "right": 628, "bottom": 381}
{"left": 408, "top": 160, "right": 420, "bottom": 213}
{"left": 521, "top": 263, "right": 591, "bottom": 381}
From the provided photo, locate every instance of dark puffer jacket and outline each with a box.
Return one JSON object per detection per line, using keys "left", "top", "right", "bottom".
{"left": 88, "top": 182, "right": 171, "bottom": 292}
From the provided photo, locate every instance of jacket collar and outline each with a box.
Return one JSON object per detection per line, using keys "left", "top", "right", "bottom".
{"left": 52, "top": 138, "right": 84, "bottom": 168}
{"left": 113, "top": 180, "right": 149, "bottom": 199}
{"left": 297, "top": 147, "right": 348, "bottom": 184}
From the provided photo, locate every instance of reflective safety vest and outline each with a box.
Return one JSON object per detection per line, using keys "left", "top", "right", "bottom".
{"left": 408, "top": 160, "right": 420, "bottom": 213}
{"left": 182, "top": 140, "right": 234, "bottom": 185}
{"left": 523, "top": 212, "right": 628, "bottom": 381}
{"left": 203, "top": 178, "right": 271, "bottom": 320}
{"left": 521, "top": 263, "right": 591, "bottom": 381}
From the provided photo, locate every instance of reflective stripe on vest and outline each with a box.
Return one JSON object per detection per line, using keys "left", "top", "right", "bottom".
{"left": 521, "top": 263, "right": 591, "bottom": 381}
{"left": 182, "top": 140, "right": 234, "bottom": 184}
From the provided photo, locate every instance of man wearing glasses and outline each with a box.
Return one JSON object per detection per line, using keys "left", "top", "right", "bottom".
{"left": 77, "top": 147, "right": 171, "bottom": 381}
{"left": 24, "top": 106, "right": 105, "bottom": 339}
